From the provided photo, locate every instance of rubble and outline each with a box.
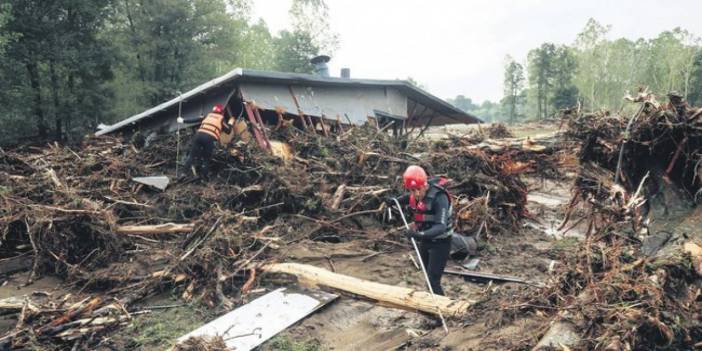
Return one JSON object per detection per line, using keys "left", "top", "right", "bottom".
{"left": 559, "top": 90, "right": 702, "bottom": 230}
{"left": 0, "top": 124, "right": 533, "bottom": 349}
{"left": 499, "top": 92, "right": 702, "bottom": 350}
{"left": 3, "top": 93, "right": 697, "bottom": 350}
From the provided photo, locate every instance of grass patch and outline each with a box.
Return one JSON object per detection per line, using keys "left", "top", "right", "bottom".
{"left": 265, "top": 336, "right": 324, "bottom": 351}
{"left": 126, "top": 299, "right": 214, "bottom": 350}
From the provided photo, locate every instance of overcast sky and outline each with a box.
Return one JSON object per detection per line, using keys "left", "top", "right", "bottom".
{"left": 252, "top": 0, "right": 702, "bottom": 103}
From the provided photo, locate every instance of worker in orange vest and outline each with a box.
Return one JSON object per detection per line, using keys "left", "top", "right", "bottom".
{"left": 178, "top": 104, "right": 232, "bottom": 179}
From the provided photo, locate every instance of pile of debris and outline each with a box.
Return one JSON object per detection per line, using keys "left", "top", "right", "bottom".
{"left": 505, "top": 219, "right": 702, "bottom": 350}
{"left": 497, "top": 92, "right": 702, "bottom": 350}
{"left": 560, "top": 91, "right": 702, "bottom": 229}
{"left": 0, "top": 124, "right": 532, "bottom": 349}
{"left": 483, "top": 123, "right": 514, "bottom": 139}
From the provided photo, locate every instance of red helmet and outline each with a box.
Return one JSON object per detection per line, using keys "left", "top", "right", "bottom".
{"left": 212, "top": 104, "right": 224, "bottom": 114}
{"left": 403, "top": 165, "right": 427, "bottom": 190}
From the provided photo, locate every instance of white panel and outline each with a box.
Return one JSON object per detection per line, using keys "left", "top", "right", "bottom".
{"left": 176, "top": 287, "right": 337, "bottom": 351}
{"left": 292, "top": 85, "right": 407, "bottom": 125}
{"left": 239, "top": 84, "right": 299, "bottom": 114}
{"left": 240, "top": 82, "right": 407, "bottom": 125}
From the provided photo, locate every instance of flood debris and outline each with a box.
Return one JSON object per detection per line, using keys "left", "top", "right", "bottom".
{"left": 499, "top": 92, "right": 702, "bottom": 350}
{"left": 0, "top": 123, "right": 535, "bottom": 349}
{"left": 559, "top": 89, "right": 702, "bottom": 231}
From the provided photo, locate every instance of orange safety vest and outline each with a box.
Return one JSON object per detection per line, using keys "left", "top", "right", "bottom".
{"left": 198, "top": 112, "right": 224, "bottom": 140}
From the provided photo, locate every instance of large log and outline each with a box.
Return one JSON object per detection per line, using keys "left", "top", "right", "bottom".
{"left": 115, "top": 223, "right": 194, "bottom": 235}
{"left": 263, "top": 262, "right": 472, "bottom": 318}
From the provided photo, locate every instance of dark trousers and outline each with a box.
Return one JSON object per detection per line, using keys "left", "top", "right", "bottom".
{"left": 185, "top": 132, "right": 216, "bottom": 178}
{"left": 418, "top": 237, "right": 451, "bottom": 296}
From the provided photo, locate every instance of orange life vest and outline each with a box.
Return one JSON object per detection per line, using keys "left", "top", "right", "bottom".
{"left": 198, "top": 112, "right": 224, "bottom": 140}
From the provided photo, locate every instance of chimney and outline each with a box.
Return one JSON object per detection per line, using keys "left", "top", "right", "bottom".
{"left": 340, "top": 68, "right": 351, "bottom": 79}
{"left": 310, "top": 55, "right": 331, "bottom": 77}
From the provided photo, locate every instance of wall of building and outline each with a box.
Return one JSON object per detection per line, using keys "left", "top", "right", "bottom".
{"left": 239, "top": 83, "right": 407, "bottom": 125}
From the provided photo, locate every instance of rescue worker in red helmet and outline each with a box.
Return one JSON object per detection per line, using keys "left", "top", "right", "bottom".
{"left": 388, "top": 165, "right": 453, "bottom": 295}
{"left": 178, "top": 104, "right": 232, "bottom": 179}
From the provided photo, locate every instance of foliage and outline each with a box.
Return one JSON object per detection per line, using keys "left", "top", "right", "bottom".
{"left": 447, "top": 99, "right": 502, "bottom": 123}
{"left": 502, "top": 55, "right": 525, "bottom": 124}
{"left": 273, "top": 29, "right": 320, "bottom": 73}
{"left": 0, "top": 0, "right": 333, "bottom": 145}
{"left": 266, "top": 336, "right": 323, "bottom": 351}
{"left": 689, "top": 50, "right": 702, "bottom": 105}
{"left": 500, "top": 18, "right": 702, "bottom": 119}
{"left": 446, "top": 95, "right": 476, "bottom": 112}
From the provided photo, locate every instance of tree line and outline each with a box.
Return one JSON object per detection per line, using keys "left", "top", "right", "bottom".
{"left": 0, "top": 0, "right": 335, "bottom": 144}
{"left": 450, "top": 19, "right": 702, "bottom": 123}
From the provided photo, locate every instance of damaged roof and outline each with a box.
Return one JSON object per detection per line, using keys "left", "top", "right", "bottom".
{"left": 96, "top": 68, "right": 481, "bottom": 136}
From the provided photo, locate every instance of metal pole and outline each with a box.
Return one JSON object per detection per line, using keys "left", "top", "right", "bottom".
{"left": 176, "top": 93, "right": 183, "bottom": 178}
{"left": 392, "top": 198, "right": 449, "bottom": 334}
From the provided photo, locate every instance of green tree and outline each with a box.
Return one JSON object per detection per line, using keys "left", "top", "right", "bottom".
{"left": 688, "top": 50, "right": 702, "bottom": 105}
{"left": 0, "top": 3, "right": 16, "bottom": 56}
{"left": 238, "top": 19, "right": 276, "bottom": 70}
{"left": 272, "top": 29, "right": 320, "bottom": 73}
{"left": 527, "top": 43, "right": 556, "bottom": 119}
{"left": 573, "top": 18, "right": 610, "bottom": 110}
{"left": 472, "top": 100, "right": 501, "bottom": 123}
{"left": 107, "top": 0, "right": 246, "bottom": 114}
{"left": 447, "top": 95, "right": 477, "bottom": 112}
{"left": 2, "top": 0, "right": 114, "bottom": 142}
{"left": 270, "top": 0, "right": 336, "bottom": 73}
{"left": 550, "top": 45, "right": 578, "bottom": 110}
{"left": 289, "top": 0, "right": 338, "bottom": 54}
{"left": 502, "top": 55, "right": 525, "bottom": 123}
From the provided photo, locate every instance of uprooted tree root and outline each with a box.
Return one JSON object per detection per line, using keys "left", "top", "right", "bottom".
{"left": 492, "top": 92, "right": 702, "bottom": 350}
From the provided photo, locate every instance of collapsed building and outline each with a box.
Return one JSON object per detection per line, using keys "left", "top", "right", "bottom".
{"left": 96, "top": 56, "right": 481, "bottom": 149}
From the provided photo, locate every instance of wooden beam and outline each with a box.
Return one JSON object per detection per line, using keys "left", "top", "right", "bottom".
{"left": 263, "top": 262, "right": 471, "bottom": 317}
{"left": 115, "top": 223, "right": 194, "bottom": 235}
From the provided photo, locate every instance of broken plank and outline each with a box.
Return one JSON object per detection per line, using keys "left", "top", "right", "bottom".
{"left": 444, "top": 268, "right": 542, "bottom": 286}
{"left": 264, "top": 262, "right": 472, "bottom": 317}
{"left": 175, "top": 287, "right": 336, "bottom": 351}
{"left": 115, "top": 223, "right": 194, "bottom": 235}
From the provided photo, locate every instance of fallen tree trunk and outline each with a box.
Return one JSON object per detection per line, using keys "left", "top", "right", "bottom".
{"left": 115, "top": 223, "right": 195, "bottom": 235}
{"left": 263, "top": 262, "right": 472, "bottom": 318}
